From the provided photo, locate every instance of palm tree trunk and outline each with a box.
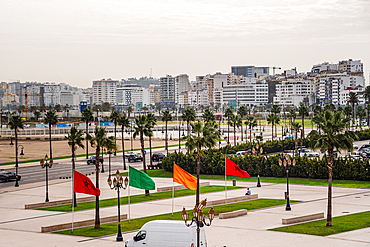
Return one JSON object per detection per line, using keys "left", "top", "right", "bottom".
{"left": 250, "top": 127, "right": 252, "bottom": 148}
{"left": 165, "top": 121, "right": 168, "bottom": 155}
{"left": 295, "top": 130, "right": 298, "bottom": 156}
{"left": 95, "top": 147, "right": 100, "bottom": 229}
{"left": 327, "top": 149, "right": 333, "bottom": 226}
{"left": 301, "top": 116, "right": 304, "bottom": 151}
{"left": 352, "top": 103, "right": 355, "bottom": 127}
{"left": 196, "top": 147, "right": 200, "bottom": 206}
{"left": 271, "top": 122, "right": 274, "bottom": 141}
{"left": 121, "top": 127, "right": 126, "bottom": 170}
{"left": 141, "top": 132, "right": 149, "bottom": 196}
{"left": 49, "top": 125, "right": 52, "bottom": 160}
{"left": 149, "top": 136, "right": 152, "bottom": 167}
{"left": 227, "top": 118, "right": 230, "bottom": 145}
{"left": 241, "top": 121, "right": 243, "bottom": 142}
{"left": 187, "top": 120, "right": 190, "bottom": 136}
{"left": 114, "top": 122, "right": 117, "bottom": 155}
{"left": 360, "top": 117, "right": 362, "bottom": 130}
{"left": 72, "top": 144, "right": 77, "bottom": 207}
{"left": 233, "top": 126, "right": 236, "bottom": 146}
{"left": 86, "top": 120, "right": 89, "bottom": 159}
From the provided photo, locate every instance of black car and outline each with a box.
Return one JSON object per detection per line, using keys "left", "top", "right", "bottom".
{"left": 0, "top": 171, "right": 21, "bottom": 182}
{"left": 128, "top": 154, "right": 143, "bottom": 162}
{"left": 152, "top": 153, "right": 165, "bottom": 161}
{"left": 87, "top": 155, "right": 104, "bottom": 165}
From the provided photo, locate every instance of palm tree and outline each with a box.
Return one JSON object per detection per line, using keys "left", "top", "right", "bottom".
{"left": 65, "top": 127, "right": 84, "bottom": 207}
{"left": 202, "top": 108, "right": 215, "bottom": 122}
{"left": 182, "top": 108, "right": 196, "bottom": 135}
{"left": 229, "top": 114, "right": 241, "bottom": 146}
{"left": 133, "top": 114, "right": 150, "bottom": 196}
{"left": 87, "top": 127, "right": 116, "bottom": 229}
{"left": 9, "top": 115, "right": 24, "bottom": 187}
{"left": 110, "top": 110, "right": 121, "bottom": 155}
{"left": 44, "top": 111, "right": 58, "bottom": 160}
{"left": 267, "top": 113, "right": 278, "bottom": 141}
{"left": 287, "top": 109, "right": 296, "bottom": 133}
{"left": 344, "top": 105, "right": 352, "bottom": 119}
{"left": 348, "top": 92, "right": 358, "bottom": 126}
{"left": 324, "top": 103, "right": 336, "bottom": 112}
{"left": 298, "top": 103, "right": 309, "bottom": 151}
{"left": 162, "top": 110, "right": 172, "bottom": 155}
{"left": 82, "top": 107, "right": 94, "bottom": 159}
{"left": 127, "top": 106, "right": 133, "bottom": 118}
{"left": 291, "top": 122, "right": 301, "bottom": 155}
{"left": 308, "top": 110, "right": 357, "bottom": 226}
{"left": 117, "top": 114, "right": 130, "bottom": 170}
{"left": 364, "top": 86, "right": 370, "bottom": 125}
{"left": 356, "top": 105, "right": 366, "bottom": 130}
{"left": 183, "top": 120, "right": 220, "bottom": 205}
{"left": 224, "top": 107, "right": 233, "bottom": 145}
{"left": 146, "top": 113, "right": 157, "bottom": 167}
{"left": 34, "top": 111, "right": 41, "bottom": 122}
{"left": 245, "top": 116, "right": 257, "bottom": 146}
{"left": 237, "top": 106, "right": 248, "bottom": 142}
{"left": 155, "top": 104, "right": 162, "bottom": 115}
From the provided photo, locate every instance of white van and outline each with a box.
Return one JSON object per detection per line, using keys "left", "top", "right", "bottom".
{"left": 125, "top": 220, "right": 207, "bottom": 247}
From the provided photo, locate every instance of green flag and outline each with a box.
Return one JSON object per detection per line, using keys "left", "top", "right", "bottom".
{"left": 129, "top": 166, "right": 155, "bottom": 190}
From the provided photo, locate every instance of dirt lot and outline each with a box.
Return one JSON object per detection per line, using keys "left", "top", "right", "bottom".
{"left": 0, "top": 138, "right": 182, "bottom": 164}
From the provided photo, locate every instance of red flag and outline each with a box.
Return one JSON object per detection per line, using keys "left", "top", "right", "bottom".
{"left": 226, "top": 157, "right": 250, "bottom": 178}
{"left": 74, "top": 170, "right": 101, "bottom": 196}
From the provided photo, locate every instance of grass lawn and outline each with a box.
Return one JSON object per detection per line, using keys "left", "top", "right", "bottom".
{"left": 38, "top": 185, "right": 242, "bottom": 212}
{"left": 56, "top": 198, "right": 298, "bottom": 237}
{"left": 270, "top": 211, "right": 370, "bottom": 236}
{"left": 143, "top": 169, "right": 370, "bottom": 188}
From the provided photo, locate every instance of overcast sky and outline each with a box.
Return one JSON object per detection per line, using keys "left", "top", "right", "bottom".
{"left": 1, "top": 0, "right": 369, "bottom": 88}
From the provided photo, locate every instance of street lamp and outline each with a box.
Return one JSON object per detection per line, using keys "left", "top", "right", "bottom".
{"left": 181, "top": 199, "right": 214, "bottom": 247}
{"left": 252, "top": 143, "right": 263, "bottom": 187}
{"left": 40, "top": 154, "right": 53, "bottom": 202}
{"left": 101, "top": 148, "right": 105, "bottom": 173}
{"left": 178, "top": 120, "right": 181, "bottom": 152}
{"left": 279, "top": 154, "right": 296, "bottom": 211}
{"left": 107, "top": 170, "right": 129, "bottom": 241}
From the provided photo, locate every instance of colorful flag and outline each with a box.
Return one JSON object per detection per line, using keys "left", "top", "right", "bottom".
{"left": 73, "top": 170, "right": 101, "bottom": 196}
{"left": 226, "top": 157, "right": 250, "bottom": 178}
{"left": 129, "top": 166, "right": 155, "bottom": 190}
{"left": 173, "top": 163, "right": 197, "bottom": 190}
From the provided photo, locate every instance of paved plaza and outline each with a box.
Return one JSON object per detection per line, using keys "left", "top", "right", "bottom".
{"left": 1, "top": 157, "right": 370, "bottom": 247}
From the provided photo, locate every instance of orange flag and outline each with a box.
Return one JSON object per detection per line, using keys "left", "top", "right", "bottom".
{"left": 173, "top": 163, "right": 197, "bottom": 190}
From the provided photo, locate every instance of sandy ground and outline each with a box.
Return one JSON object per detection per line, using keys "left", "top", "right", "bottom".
{"left": 0, "top": 139, "right": 183, "bottom": 163}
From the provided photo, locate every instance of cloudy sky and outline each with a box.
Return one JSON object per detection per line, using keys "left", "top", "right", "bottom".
{"left": 1, "top": 0, "right": 369, "bottom": 88}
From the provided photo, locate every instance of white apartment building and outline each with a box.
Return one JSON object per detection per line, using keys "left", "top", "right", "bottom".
{"left": 213, "top": 72, "right": 228, "bottom": 88}
{"left": 223, "top": 78, "right": 268, "bottom": 107}
{"left": 43, "top": 84, "right": 61, "bottom": 106}
{"left": 116, "top": 84, "right": 140, "bottom": 106}
{"left": 187, "top": 89, "right": 209, "bottom": 107}
{"left": 176, "top": 74, "right": 190, "bottom": 94}
{"left": 214, "top": 88, "right": 223, "bottom": 107}
{"left": 92, "top": 78, "right": 118, "bottom": 105}
{"left": 160, "top": 75, "right": 177, "bottom": 108}
{"left": 311, "top": 62, "right": 339, "bottom": 74}
{"left": 148, "top": 84, "right": 160, "bottom": 105}
{"left": 274, "top": 79, "right": 315, "bottom": 107}
{"left": 339, "top": 59, "right": 363, "bottom": 73}
{"left": 131, "top": 88, "right": 150, "bottom": 107}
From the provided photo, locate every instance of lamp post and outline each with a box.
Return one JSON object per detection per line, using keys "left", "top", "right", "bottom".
{"left": 101, "top": 148, "right": 105, "bottom": 173}
{"left": 279, "top": 154, "right": 296, "bottom": 211}
{"left": 178, "top": 120, "right": 181, "bottom": 152}
{"left": 252, "top": 143, "right": 263, "bottom": 187}
{"left": 40, "top": 154, "right": 53, "bottom": 202}
{"left": 107, "top": 170, "right": 129, "bottom": 241}
{"left": 12, "top": 142, "right": 24, "bottom": 187}
{"left": 181, "top": 199, "right": 214, "bottom": 247}
{"left": 218, "top": 117, "right": 221, "bottom": 149}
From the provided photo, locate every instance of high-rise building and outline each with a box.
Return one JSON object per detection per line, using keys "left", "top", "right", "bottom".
{"left": 92, "top": 78, "right": 118, "bottom": 105}
{"left": 274, "top": 79, "right": 315, "bottom": 107}
{"left": 339, "top": 59, "right": 363, "bottom": 74}
{"left": 231, "top": 66, "right": 269, "bottom": 78}
{"left": 160, "top": 75, "right": 177, "bottom": 108}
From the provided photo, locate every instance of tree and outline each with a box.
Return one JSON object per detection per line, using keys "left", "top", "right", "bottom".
{"left": 141, "top": 106, "right": 149, "bottom": 113}
{"left": 324, "top": 103, "right": 336, "bottom": 112}
{"left": 298, "top": 103, "right": 309, "bottom": 151}
{"left": 9, "top": 115, "right": 24, "bottom": 187}
{"left": 344, "top": 105, "right": 352, "bottom": 119}
{"left": 65, "top": 127, "right": 84, "bottom": 207}
{"left": 348, "top": 92, "right": 358, "bottom": 126}
{"left": 102, "top": 102, "right": 111, "bottom": 112}
{"left": 229, "top": 114, "right": 241, "bottom": 146}
{"left": 92, "top": 104, "right": 102, "bottom": 122}
{"left": 182, "top": 108, "right": 196, "bottom": 136}
{"left": 54, "top": 104, "right": 62, "bottom": 112}
{"left": 183, "top": 121, "right": 220, "bottom": 205}
{"left": 155, "top": 104, "right": 162, "bottom": 115}
{"left": 117, "top": 114, "right": 130, "bottom": 170}
{"left": 133, "top": 114, "right": 150, "bottom": 196}
{"left": 291, "top": 122, "right": 301, "bottom": 155}
{"left": 110, "top": 110, "right": 121, "bottom": 155}
{"left": 81, "top": 107, "right": 94, "bottom": 159}
{"left": 202, "top": 108, "right": 215, "bottom": 122}
{"left": 146, "top": 113, "right": 157, "bottom": 167}
{"left": 162, "top": 110, "right": 172, "bottom": 155}
{"left": 224, "top": 107, "right": 233, "bottom": 145}
{"left": 88, "top": 127, "right": 116, "bottom": 229}
{"left": 356, "top": 105, "right": 366, "bottom": 130}
{"left": 34, "top": 111, "right": 41, "bottom": 122}
{"left": 308, "top": 110, "right": 357, "bottom": 226}
{"left": 44, "top": 111, "right": 58, "bottom": 160}
{"left": 237, "top": 106, "right": 248, "bottom": 141}
{"left": 364, "top": 86, "right": 370, "bottom": 125}
{"left": 245, "top": 116, "right": 257, "bottom": 146}
{"left": 127, "top": 106, "right": 133, "bottom": 118}
{"left": 267, "top": 113, "right": 275, "bottom": 141}
{"left": 287, "top": 109, "right": 296, "bottom": 133}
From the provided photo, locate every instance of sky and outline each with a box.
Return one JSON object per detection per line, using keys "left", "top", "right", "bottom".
{"left": 1, "top": 0, "right": 369, "bottom": 88}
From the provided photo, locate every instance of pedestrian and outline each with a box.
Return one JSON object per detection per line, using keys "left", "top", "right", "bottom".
{"left": 245, "top": 188, "right": 251, "bottom": 195}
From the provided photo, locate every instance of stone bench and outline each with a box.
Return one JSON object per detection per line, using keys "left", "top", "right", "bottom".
{"left": 207, "top": 194, "right": 258, "bottom": 207}
{"left": 157, "top": 182, "right": 210, "bottom": 192}
{"left": 219, "top": 209, "right": 248, "bottom": 219}
{"left": 282, "top": 212, "right": 325, "bottom": 225}
{"left": 41, "top": 214, "right": 127, "bottom": 233}
{"left": 25, "top": 196, "right": 95, "bottom": 209}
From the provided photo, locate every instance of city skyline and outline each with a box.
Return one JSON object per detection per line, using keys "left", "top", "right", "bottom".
{"left": 1, "top": 0, "right": 369, "bottom": 88}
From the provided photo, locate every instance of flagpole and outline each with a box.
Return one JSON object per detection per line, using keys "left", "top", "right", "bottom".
{"left": 225, "top": 156, "right": 227, "bottom": 206}
{"left": 72, "top": 169, "right": 75, "bottom": 233}
{"left": 128, "top": 164, "right": 131, "bottom": 223}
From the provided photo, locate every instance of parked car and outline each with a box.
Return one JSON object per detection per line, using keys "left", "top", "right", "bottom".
{"left": 0, "top": 171, "right": 21, "bottom": 182}
{"left": 284, "top": 135, "right": 293, "bottom": 140}
{"left": 125, "top": 151, "right": 137, "bottom": 158}
{"left": 152, "top": 153, "right": 165, "bottom": 162}
{"left": 235, "top": 150, "right": 252, "bottom": 157}
{"left": 87, "top": 155, "right": 103, "bottom": 165}
{"left": 299, "top": 148, "right": 319, "bottom": 157}
{"left": 125, "top": 220, "right": 207, "bottom": 247}
{"left": 353, "top": 144, "right": 359, "bottom": 150}
{"left": 359, "top": 144, "right": 370, "bottom": 152}
{"left": 128, "top": 154, "right": 143, "bottom": 162}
